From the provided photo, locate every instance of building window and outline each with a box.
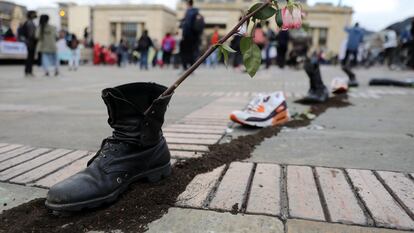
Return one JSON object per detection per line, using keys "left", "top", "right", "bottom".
{"left": 121, "top": 23, "right": 137, "bottom": 46}
{"left": 318, "top": 28, "right": 328, "bottom": 47}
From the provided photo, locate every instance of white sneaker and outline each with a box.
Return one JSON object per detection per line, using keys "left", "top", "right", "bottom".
{"left": 230, "top": 92, "right": 290, "bottom": 127}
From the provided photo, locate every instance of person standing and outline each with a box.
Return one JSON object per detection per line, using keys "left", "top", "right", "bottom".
{"left": 276, "top": 29, "right": 289, "bottom": 69}
{"left": 264, "top": 21, "right": 277, "bottom": 69}
{"left": 36, "top": 14, "right": 59, "bottom": 76}
{"left": 161, "top": 33, "right": 176, "bottom": 68}
{"left": 206, "top": 27, "right": 220, "bottom": 68}
{"left": 68, "top": 34, "right": 80, "bottom": 71}
{"left": 137, "top": 30, "right": 154, "bottom": 70}
{"left": 116, "top": 39, "right": 128, "bottom": 67}
{"left": 342, "top": 23, "right": 364, "bottom": 87}
{"left": 253, "top": 24, "right": 266, "bottom": 50}
{"left": 180, "top": 0, "right": 204, "bottom": 70}
{"left": 21, "top": 11, "right": 37, "bottom": 77}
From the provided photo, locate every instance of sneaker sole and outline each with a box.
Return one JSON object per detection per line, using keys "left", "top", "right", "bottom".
{"left": 45, "top": 162, "right": 172, "bottom": 212}
{"left": 231, "top": 110, "right": 290, "bottom": 128}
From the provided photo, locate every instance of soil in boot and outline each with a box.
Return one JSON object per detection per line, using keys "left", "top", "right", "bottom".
{"left": 45, "top": 82, "right": 173, "bottom": 212}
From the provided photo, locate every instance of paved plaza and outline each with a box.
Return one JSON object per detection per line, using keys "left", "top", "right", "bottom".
{"left": 0, "top": 64, "right": 414, "bottom": 232}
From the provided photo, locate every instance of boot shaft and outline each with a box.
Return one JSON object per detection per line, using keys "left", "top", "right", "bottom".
{"left": 102, "top": 82, "right": 172, "bottom": 147}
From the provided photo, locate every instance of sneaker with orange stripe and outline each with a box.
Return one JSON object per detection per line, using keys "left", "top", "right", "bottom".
{"left": 230, "top": 92, "right": 290, "bottom": 127}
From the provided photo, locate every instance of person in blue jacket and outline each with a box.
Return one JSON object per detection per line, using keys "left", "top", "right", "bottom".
{"left": 342, "top": 23, "right": 364, "bottom": 87}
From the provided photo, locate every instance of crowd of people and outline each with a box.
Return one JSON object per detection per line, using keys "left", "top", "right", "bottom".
{"left": 1, "top": 0, "right": 413, "bottom": 77}
{"left": 0, "top": 11, "right": 90, "bottom": 77}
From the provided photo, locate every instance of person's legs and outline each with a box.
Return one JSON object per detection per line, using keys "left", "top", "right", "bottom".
{"left": 342, "top": 49, "right": 358, "bottom": 87}
{"left": 53, "top": 53, "right": 59, "bottom": 76}
{"left": 139, "top": 50, "right": 149, "bottom": 70}
{"left": 74, "top": 49, "right": 80, "bottom": 70}
{"left": 69, "top": 50, "right": 75, "bottom": 70}
{"left": 25, "top": 45, "right": 35, "bottom": 75}
{"left": 41, "top": 53, "right": 51, "bottom": 75}
{"left": 265, "top": 44, "right": 271, "bottom": 69}
{"left": 279, "top": 46, "right": 287, "bottom": 68}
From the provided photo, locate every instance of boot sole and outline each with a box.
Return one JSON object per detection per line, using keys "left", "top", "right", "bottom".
{"left": 45, "top": 162, "right": 172, "bottom": 212}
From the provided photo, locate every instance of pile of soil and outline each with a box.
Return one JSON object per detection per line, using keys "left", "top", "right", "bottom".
{"left": 0, "top": 96, "right": 350, "bottom": 233}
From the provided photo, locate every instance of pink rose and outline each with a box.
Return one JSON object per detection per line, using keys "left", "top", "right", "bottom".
{"left": 281, "top": 7, "right": 303, "bottom": 30}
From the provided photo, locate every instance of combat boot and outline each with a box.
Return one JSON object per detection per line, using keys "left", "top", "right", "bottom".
{"left": 46, "top": 82, "right": 172, "bottom": 211}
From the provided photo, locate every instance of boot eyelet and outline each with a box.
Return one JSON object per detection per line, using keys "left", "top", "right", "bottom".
{"left": 151, "top": 110, "right": 155, "bottom": 114}
{"left": 145, "top": 122, "right": 149, "bottom": 126}
{"left": 124, "top": 173, "right": 128, "bottom": 178}
{"left": 102, "top": 154, "right": 106, "bottom": 158}
{"left": 116, "top": 177, "right": 122, "bottom": 184}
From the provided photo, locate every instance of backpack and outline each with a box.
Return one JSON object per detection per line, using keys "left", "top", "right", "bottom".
{"left": 138, "top": 37, "right": 150, "bottom": 51}
{"left": 163, "top": 38, "right": 174, "bottom": 52}
{"left": 192, "top": 13, "right": 205, "bottom": 35}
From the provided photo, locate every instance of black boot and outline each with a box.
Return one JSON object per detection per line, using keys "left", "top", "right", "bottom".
{"left": 46, "top": 83, "right": 173, "bottom": 211}
{"left": 303, "top": 58, "right": 329, "bottom": 103}
{"left": 342, "top": 65, "right": 359, "bottom": 87}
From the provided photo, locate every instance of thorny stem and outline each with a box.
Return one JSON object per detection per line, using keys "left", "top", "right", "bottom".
{"left": 144, "top": 0, "right": 272, "bottom": 115}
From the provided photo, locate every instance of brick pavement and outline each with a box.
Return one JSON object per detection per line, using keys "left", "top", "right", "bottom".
{"left": 0, "top": 93, "right": 413, "bottom": 232}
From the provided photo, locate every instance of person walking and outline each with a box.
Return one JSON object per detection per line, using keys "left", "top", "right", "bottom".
{"left": 137, "top": 30, "right": 154, "bottom": 70}
{"left": 206, "top": 27, "right": 220, "bottom": 68}
{"left": 68, "top": 34, "right": 80, "bottom": 71}
{"left": 264, "top": 21, "right": 277, "bottom": 69}
{"left": 342, "top": 23, "right": 364, "bottom": 87}
{"left": 21, "top": 11, "right": 37, "bottom": 77}
{"left": 36, "top": 14, "right": 59, "bottom": 76}
{"left": 276, "top": 29, "right": 289, "bottom": 69}
{"left": 253, "top": 23, "right": 266, "bottom": 50}
{"left": 116, "top": 39, "right": 128, "bottom": 67}
{"left": 161, "top": 33, "right": 176, "bottom": 68}
{"left": 180, "top": 0, "right": 204, "bottom": 70}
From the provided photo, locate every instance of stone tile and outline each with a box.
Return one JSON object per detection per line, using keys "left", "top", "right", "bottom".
{"left": 287, "top": 219, "right": 409, "bottom": 233}
{"left": 176, "top": 165, "right": 225, "bottom": 208}
{"left": 287, "top": 166, "right": 325, "bottom": 221}
{"left": 316, "top": 167, "right": 366, "bottom": 224}
{"left": 166, "top": 137, "right": 218, "bottom": 145}
{"left": 0, "top": 182, "right": 47, "bottom": 214}
{"left": 166, "top": 124, "right": 225, "bottom": 130}
{"left": 0, "top": 149, "right": 71, "bottom": 181}
{"left": 170, "top": 151, "right": 203, "bottom": 159}
{"left": 246, "top": 163, "right": 281, "bottom": 216}
{"left": 147, "top": 208, "right": 284, "bottom": 233}
{"left": 164, "top": 132, "right": 222, "bottom": 140}
{"left": 164, "top": 127, "right": 224, "bottom": 135}
{"left": 209, "top": 162, "right": 253, "bottom": 211}
{"left": 0, "top": 148, "right": 50, "bottom": 172}
{"left": 347, "top": 169, "right": 414, "bottom": 230}
{"left": 0, "top": 146, "right": 35, "bottom": 164}
{"left": 11, "top": 150, "right": 88, "bottom": 184}
{"left": 167, "top": 144, "right": 209, "bottom": 152}
{"left": 0, "top": 144, "right": 23, "bottom": 154}
{"left": 377, "top": 171, "right": 414, "bottom": 215}
{"left": 34, "top": 153, "right": 93, "bottom": 188}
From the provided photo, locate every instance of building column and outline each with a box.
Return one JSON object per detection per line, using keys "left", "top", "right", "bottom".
{"left": 116, "top": 23, "right": 122, "bottom": 43}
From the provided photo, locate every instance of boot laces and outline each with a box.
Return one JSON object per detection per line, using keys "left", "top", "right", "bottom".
{"left": 247, "top": 94, "right": 265, "bottom": 113}
{"left": 87, "top": 137, "right": 125, "bottom": 165}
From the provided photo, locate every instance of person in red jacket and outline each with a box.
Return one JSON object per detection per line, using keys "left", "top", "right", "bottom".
{"left": 161, "top": 33, "right": 176, "bottom": 68}
{"left": 207, "top": 27, "right": 220, "bottom": 68}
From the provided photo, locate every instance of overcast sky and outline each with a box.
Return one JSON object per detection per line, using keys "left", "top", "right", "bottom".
{"left": 9, "top": 0, "right": 414, "bottom": 31}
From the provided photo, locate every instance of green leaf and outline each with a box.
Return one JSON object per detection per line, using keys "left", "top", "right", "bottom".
{"left": 221, "top": 44, "right": 236, "bottom": 53}
{"left": 240, "top": 37, "right": 261, "bottom": 77}
{"left": 221, "top": 47, "right": 229, "bottom": 67}
{"left": 217, "top": 47, "right": 222, "bottom": 62}
{"left": 275, "top": 9, "right": 283, "bottom": 28}
{"left": 249, "top": 3, "right": 276, "bottom": 20}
